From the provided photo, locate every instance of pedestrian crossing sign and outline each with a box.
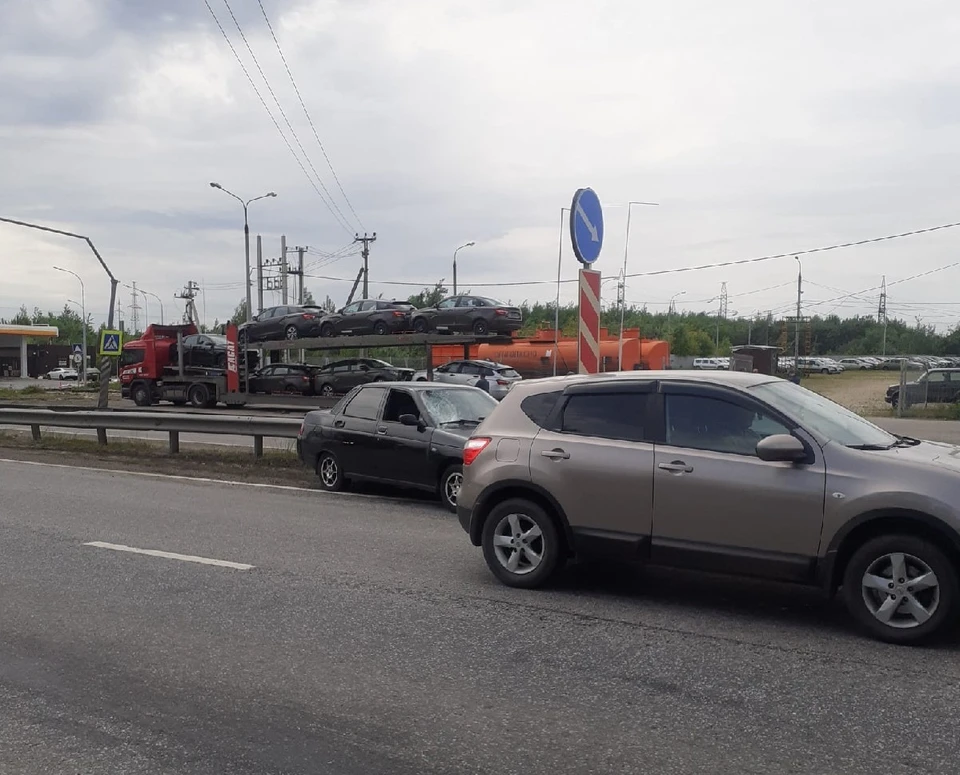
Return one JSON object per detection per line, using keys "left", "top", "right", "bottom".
{"left": 98, "top": 329, "right": 123, "bottom": 356}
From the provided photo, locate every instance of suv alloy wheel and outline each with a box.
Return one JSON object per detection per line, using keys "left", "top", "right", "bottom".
{"left": 842, "top": 534, "right": 958, "bottom": 645}
{"left": 480, "top": 498, "right": 563, "bottom": 588}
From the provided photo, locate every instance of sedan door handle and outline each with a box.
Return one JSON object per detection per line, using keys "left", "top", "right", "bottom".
{"left": 334, "top": 420, "right": 345, "bottom": 428}
{"left": 540, "top": 449, "right": 570, "bottom": 460}
{"left": 658, "top": 461, "right": 693, "bottom": 474}
{"left": 376, "top": 426, "right": 388, "bottom": 435}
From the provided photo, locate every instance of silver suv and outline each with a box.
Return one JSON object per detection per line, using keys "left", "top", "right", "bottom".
{"left": 458, "top": 371, "right": 960, "bottom": 645}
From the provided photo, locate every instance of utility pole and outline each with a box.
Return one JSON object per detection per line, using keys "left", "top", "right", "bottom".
{"left": 878, "top": 275, "right": 888, "bottom": 356}
{"left": 280, "top": 235, "right": 288, "bottom": 305}
{"left": 354, "top": 232, "right": 377, "bottom": 299}
{"left": 715, "top": 282, "right": 728, "bottom": 355}
{"left": 794, "top": 257, "right": 803, "bottom": 372}
{"left": 129, "top": 281, "right": 141, "bottom": 335}
{"left": 297, "top": 246, "right": 305, "bottom": 304}
{"left": 256, "top": 235, "right": 264, "bottom": 314}
{"left": 175, "top": 281, "right": 201, "bottom": 326}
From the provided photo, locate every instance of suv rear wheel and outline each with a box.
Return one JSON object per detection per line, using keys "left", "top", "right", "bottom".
{"left": 842, "top": 534, "right": 958, "bottom": 645}
{"left": 481, "top": 498, "right": 562, "bottom": 588}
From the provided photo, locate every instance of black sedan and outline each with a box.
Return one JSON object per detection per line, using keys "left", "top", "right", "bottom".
{"left": 410, "top": 295, "right": 522, "bottom": 335}
{"left": 319, "top": 299, "right": 414, "bottom": 337}
{"left": 297, "top": 382, "right": 498, "bottom": 511}
{"left": 238, "top": 305, "right": 323, "bottom": 343}
{"left": 247, "top": 363, "right": 317, "bottom": 395}
{"left": 312, "top": 358, "right": 415, "bottom": 397}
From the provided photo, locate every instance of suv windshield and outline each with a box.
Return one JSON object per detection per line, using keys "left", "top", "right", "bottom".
{"left": 422, "top": 388, "right": 498, "bottom": 426}
{"left": 750, "top": 380, "right": 896, "bottom": 448}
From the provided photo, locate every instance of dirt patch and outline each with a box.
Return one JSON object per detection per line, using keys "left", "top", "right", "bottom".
{"left": 801, "top": 371, "right": 895, "bottom": 415}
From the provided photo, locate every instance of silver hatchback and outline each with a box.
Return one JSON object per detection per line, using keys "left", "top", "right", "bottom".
{"left": 457, "top": 370, "right": 960, "bottom": 645}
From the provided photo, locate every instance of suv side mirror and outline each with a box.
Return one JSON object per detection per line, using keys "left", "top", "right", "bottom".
{"left": 756, "top": 434, "right": 806, "bottom": 463}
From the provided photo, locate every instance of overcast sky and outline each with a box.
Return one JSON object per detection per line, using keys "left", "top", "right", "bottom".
{"left": 3, "top": 0, "right": 960, "bottom": 331}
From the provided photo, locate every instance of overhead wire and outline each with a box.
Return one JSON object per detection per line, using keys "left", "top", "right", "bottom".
{"left": 203, "top": 0, "right": 355, "bottom": 237}
{"left": 255, "top": 0, "right": 365, "bottom": 232}
{"left": 218, "top": 0, "right": 355, "bottom": 236}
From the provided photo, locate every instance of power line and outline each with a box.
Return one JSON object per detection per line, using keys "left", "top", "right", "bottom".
{"left": 625, "top": 220, "right": 960, "bottom": 279}
{"left": 217, "top": 0, "right": 355, "bottom": 236}
{"left": 255, "top": 0, "right": 365, "bottom": 232}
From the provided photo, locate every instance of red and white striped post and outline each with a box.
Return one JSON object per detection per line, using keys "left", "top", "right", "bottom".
{"left": 578, "top": 268, "right": 601, "bottom": 374}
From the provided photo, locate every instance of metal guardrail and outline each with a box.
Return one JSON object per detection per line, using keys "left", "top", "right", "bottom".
{"left": 0, "top": 408, "right": 302, "bottom": 456}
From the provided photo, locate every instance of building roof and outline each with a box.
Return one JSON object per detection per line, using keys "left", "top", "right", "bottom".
{"left": 0, "top": 324, "right": 59, "bottom": 338}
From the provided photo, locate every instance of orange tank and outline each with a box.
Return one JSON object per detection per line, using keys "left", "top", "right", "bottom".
{"left": 429, "top": 327, "right": 670, "bottom": 378}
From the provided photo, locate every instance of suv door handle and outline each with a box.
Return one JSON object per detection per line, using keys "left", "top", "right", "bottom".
{"left": 540, "top": 449, "right": 570, "bottom": 460}
{"left": 658, "top": 461, "right": 693, "bottom": 474}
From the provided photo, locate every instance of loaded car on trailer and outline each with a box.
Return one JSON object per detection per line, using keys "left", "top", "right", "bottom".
{"left": 119, "top": 323, "right": 256, "bottom": 408}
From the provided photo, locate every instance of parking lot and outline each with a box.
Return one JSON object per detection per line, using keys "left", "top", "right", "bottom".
{"left": 4, "top": 458, "right": 960, "bottom": 774}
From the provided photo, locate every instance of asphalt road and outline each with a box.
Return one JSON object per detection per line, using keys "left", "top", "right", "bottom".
{"left": 3, "top": 460, "right": 960, "bottom": 774}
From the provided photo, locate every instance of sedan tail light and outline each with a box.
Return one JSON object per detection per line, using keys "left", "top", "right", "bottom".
{"left": 302, "top": 375, "right": 309, "bottom": 381}
{"left": 298, "top": 421, "right": 305, "bottom": 437}
{"left": 463, "top": 437, "right": 491, "bottom": 466}
{"left": 494, "top": 308, "right": 507, "bottom": 316}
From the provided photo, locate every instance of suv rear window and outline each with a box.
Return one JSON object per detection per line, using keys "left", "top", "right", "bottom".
{"left": 521, "top": 391, "right": 562, "bottom": 427}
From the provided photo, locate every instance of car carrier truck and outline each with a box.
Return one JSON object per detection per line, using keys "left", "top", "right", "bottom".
{"left": 118, "top": 323, "right": 256, "bottom": 408}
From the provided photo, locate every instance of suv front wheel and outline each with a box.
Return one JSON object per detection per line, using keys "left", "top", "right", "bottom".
{"left": 842, "top": 534, "right": 958, "bottom": 645}
{"left": 481, "top": 498, "right": 562, "bottom": 589}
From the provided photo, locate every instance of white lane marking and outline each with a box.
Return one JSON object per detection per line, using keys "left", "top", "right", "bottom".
{"left": 84, "top": 541, "right": 255, "bottom": 570}
{"left": 0, "top": 457, "right": 420, "bottom": 504}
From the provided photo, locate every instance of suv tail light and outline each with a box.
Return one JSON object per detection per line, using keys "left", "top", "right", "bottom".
{"left": 494, "top": 308, "right": 507, "bottom": 316}
{"left": 496, "top": 380, "right": 508, "bottom": 386}
{"left": 298, "top": 421, "right": 305, "bottom": 437}
{"left": 463, "top": 437, "right": 491, "bottom": 465}
{"left": 392, "top": 310, "right": 405, "bottom": 317}
{"left": 302, "top": 313, "right": 315, "bottom": 320}
{"left": 302, "top": 375, "right": 309, "bottom": 381}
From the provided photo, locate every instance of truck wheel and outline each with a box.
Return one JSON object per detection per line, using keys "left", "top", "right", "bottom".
{"left": 188, "top": 383, "right": 210, "bottom": 408}
{"left": 132, "top": 383, "right": 152, "bottom": 407}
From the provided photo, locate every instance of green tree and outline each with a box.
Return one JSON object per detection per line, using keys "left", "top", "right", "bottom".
{"left": 407, "top": 282, "right": 449, "bottom": 309}
{"left": 230, "top": 299, "right": 248, "bottom": 325}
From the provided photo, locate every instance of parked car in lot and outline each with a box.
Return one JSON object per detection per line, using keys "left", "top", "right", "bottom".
{"left": 298, "top": 382, "right": 498, "bottom": 511}
{"left": 885, "top": 368, "right": 960, "bottom": 408}
{"left": 838, "top": 357, "right": 871, "bottom": 370}
{"left": 44, "top": 367, "right": 78, "bottom": 380}
{"left": 238, "top": 305, "right": 323, "bottom": 343}
{"left": 313, "top": 358, "right": 415, "bottom": 397}
{"left": 878, "top": 357, "right": 926, "bottom": 371}
{"left": 410, "top": 295, "right": 522, "bottom": 336}
{"left": 457, "top": 369, "right": 960, "bottom": 645}
{"left": 413, "top": 359, "right": 522, "bottom": 400}
{"left": 319, "top": 299, "right": 415, "bottom": 337}
{"left": 248, "top": 363, "right": 317, "bottom": 395}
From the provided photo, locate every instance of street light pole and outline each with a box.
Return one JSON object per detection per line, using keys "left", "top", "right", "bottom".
{"left": 618, "top": 201, "right": 659, "bottom": 368}
{"left": 452, "top": 241, "right": 475, "bottom": 296}
{"left": 209, "top": 183, "right": 276, "bottom": 323}
{"left": 53, "top": 265, "right": 86, "bottom": 385}
{"left": 140, "top": 288, "right": 164, "bottom": 325}
{"left": 794, "top": 257, "right": 802, "bottom": 373}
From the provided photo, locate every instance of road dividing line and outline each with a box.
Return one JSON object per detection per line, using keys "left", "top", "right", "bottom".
{"left": 83, "top": 541, "right": 255, "bottom": 571}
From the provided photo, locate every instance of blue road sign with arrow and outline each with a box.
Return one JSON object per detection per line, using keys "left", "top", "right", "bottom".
{"left": 569, "top": 188, "right": 604, "bottom": 264}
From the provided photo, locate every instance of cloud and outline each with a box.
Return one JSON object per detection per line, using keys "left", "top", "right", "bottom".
{"left": 2, "top": 0, "right": 960, "bottom": 332}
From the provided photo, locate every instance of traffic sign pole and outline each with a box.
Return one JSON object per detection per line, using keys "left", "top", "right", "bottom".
{"left": 578, "top": 269, "right": 601, "bottom": 374}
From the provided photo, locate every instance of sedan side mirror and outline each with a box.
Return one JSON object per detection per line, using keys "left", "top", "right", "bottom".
{"left": 399, "top": 413, "right": 420, "bottom": 427}
{"left": 756, "top": 434, "right": 807, "bottom": 463}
